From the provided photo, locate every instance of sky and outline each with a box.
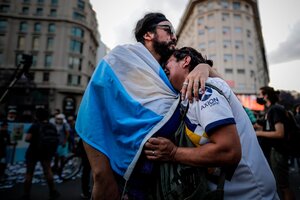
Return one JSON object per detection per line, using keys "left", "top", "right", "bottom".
{"left": 90, "top": 0, "right": 300, "bottom": 92}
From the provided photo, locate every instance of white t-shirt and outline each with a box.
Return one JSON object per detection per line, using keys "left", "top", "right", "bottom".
{"left": 185, "top": 77, "right": 278, "bottom": 200}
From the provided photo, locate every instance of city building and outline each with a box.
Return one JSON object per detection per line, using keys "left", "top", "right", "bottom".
{"left": 0, "top": 0, "right": 100, "bottom": 119}
{"left": 177, "top": 0, "right": 269, "bottom": 95}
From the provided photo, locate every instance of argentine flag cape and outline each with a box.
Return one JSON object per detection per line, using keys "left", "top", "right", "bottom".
{"left": 76, "top": 43, "right": 179, "bottom": 180}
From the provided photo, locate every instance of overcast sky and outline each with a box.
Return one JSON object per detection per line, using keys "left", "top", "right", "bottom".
{"left": 90, "top": 0, "right": 300, "bottom": 92}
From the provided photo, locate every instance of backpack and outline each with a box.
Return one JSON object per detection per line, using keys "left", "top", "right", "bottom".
{"left": 283, "top": 110, "right": 300, "bottom": 157}
{"left": 156, "top": 88, "right": 226, "bottom": 200}
{"left": 38, "top": 122, "right": 59, "bottom": 156}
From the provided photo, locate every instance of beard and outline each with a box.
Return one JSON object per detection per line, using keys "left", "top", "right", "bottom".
{"left": 153, "top": 35, "right": 176, "bottom": 64}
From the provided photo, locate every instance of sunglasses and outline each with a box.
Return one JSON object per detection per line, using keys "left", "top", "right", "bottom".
{"left": 155, "top": 24, "right": 176, "bottom": 36}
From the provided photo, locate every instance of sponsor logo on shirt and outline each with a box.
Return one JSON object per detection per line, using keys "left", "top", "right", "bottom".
{"left": 200, "top": 87, "right": 219, "bottom": 110}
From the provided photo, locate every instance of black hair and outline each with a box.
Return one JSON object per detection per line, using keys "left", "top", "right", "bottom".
{"left": 259, "top": 86, "right": 280, "bottom": 104}
{"left": 134, "top": 12, "right": 168, "bottom": 44}
{"left": 172, "top": 47, "right": 213, "bottom": 71}
{"left": 35, "top": 108, "right": 49, "bottom": 121}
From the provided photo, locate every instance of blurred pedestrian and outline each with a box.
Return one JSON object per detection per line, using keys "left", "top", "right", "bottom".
{"left": 294, "top": 104, "right": 300, "bottom": 125}
{"left": 6, "top": 109, "right": 18, "bottom": 122}
{"left": 255, "top": 86, "right": 295, "bottom": 200}
{"left": 243, "top": 106, "right": 257, "bottom": 125}
{"left": 23, "top": 108, "right": 60, "bottom": 200}
{"left": 52, "top": 113, "right": 70, "bottom": 176}
{"left": 0, "top": 121, "right": 15, "bottom": 179}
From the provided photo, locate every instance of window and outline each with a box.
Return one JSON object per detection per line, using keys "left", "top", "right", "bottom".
{"left": 208, "top": 40, "right": 215, "bottom": 47}
{"left": 0, "top": 20, "right": 7, "bottom": 31}
{"left": 234, "top": 14, "right": 241, "bottom": 20}
{"left": 0, "top": 5, "right": 10, "bottom": 13}
{"left": 37, "top": 0, "right": 44, "bottom": 3}
{"left": 34, "top": 23, "right": 41, "bottom": 32}
{"left": 199, "top": 42, "right": 205, "bottom": 50}
{"left": 249, "top": 56, "right": 254, "bottom": 65}
{"left": 222, "top": 13, "right": 229, "bottom": 21}
{"left": 36, "top": 8, "right": 43, "bottom": 15}
{"left": 43, "top": 72, "right": 49, "bottom": 82}
{"left": 245, "top": 4, "right": 249, "bottom": 11}
{"left": 248, "top": 42, "right": 253, "bottom": 49}
{"left": 71, "top": 27, "right": 84, "bottom": 38}
{"left": 0, "top": 52, "right": 3, "bottom": 65}
{"left": 223, "top": 40, "right": 231, "bottom": 48}
{"left": 225, "top": 68, "right": 233, "bottom": 74}
{"left": 45, "top": 55, "right": 52, "bottom": 67}
{"left": 221, "top": 0, "right": 229, "bottom": 8}
{"left": 73, "top": 12, "right": 85, "bottom": 21}
{"left": 235, "top": 40, "right": 243, "bottom": 49}
{"left": 236, "top": 54, "right": 244, "bottom": 62}
{"left": 70, "top": 40, "right": 83, "bottom": 53}
{"left": 207, "top": 1, "right": 214, "bottom": 9}
{"left": 68, "top": 74, "right": 81, "bottom": 85}
{"left": 18, "top": 36, "right": 25, "bottom": 49}
{"left": 22, "top": 7, "right": 29, "bottom": 14}
{"left": 32, "top": 37, "right": 39, "bottom": 50}
{"left": 208, "top": 54, "right": 216, "bottom": 60}
{"left": 77, "top": 0, "right": 85, "bottom": 10}
{"left": 208, "top": 14, "right": 214, "bottom": 20}
{"left": 198, "top": 17, "right": 204, "bottom": 25}
{"left": 15, "top": 53, "right": 23, "bottom": 66}
{"left": 32, "top": 55, "right": 37, "bottom": 67}
{"left": 234, "top": 27, "right": 242, "bottom": 33}
{"left": 20, "top": 22, "right": 28, "bottom": 32}
{"left": 233, "top": 2, "right": 241, "bottom": 10}
{"left": 224, "top": 54, "right": 232, "bottom": 62}
{"left": 68, "top": 56, "right": 82, "bottom": 70}
{"left": 0, "top": 35, "right": 4, "bottom": 48}
{"left": 23, "top": 0, "right": 30, "bottom": 3}
{"left": 198, "top": 29, "right": 205, "bottom": 35}
{"left": 237, "top": 69, "right": 245, "bottom": 74}
{"left": 207, "top": 27, "right": 215, "bottom": 33}
{"left": 50, "top": 9, "right": 57, "bottom": 16}
{"left": 222, "top": 26, "right": 230, "bottom": 35}
{"left": 247, "top": 29, "right": 251, "bottom": 38}
{"left": 51, "top": 0, "right": 58, "bottom": 5}
{"left": 46, "top": 37, "right": 54, "bottom": 50}
{"left": 48, "top": 23, "right": 55, "bottom": 33}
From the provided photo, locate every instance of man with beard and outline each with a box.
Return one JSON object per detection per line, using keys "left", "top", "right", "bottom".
{"left": 76, "top": 13, "right": 217, "bottom": 200}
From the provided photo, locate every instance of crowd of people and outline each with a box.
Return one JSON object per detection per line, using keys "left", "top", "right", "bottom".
{"left": 1, "top": 11, "right": 300, "bottom": 200}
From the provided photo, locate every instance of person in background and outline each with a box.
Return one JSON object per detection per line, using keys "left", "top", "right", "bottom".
{"left": 6, "top": 109, "right": 18, "bottom": 122}
{"left": 243, "top": 106, "right": 257, "bottom": 125}
{"left": 255, "top": 86, "right": 295, "bottom": 200}
{"left": 52, "top": 113, "right": 70, "bottom": 176}
{"left": 23, "top": 108, "right": 60, "bottom": 200}
{"left": 67, "top": 115, "right": 92, "bottom": 199}
{"left": 144, "top": 47, "right": 278, "bottom": 199}
{"left": 0, "top": 121, "right": 14, "bottom": 179}
{"left": 294, "top": 104, "right": 300, "bottom": 125}
{"left": 67, "top": 115, "right": 76, "bottom": 152}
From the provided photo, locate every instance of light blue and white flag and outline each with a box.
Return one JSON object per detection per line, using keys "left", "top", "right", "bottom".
{"left": 76, "top": 43, "right": 179, "bottom": 180}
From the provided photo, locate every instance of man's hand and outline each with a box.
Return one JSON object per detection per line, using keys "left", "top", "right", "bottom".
{"left": 144, "top": 137, "right": 178, "bottom": 161}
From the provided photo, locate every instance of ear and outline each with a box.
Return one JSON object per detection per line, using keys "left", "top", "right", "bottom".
{"left": 143, "top": 31, "right": 154, "bottom": 42}
{"left": 182, "top": 56, "right": 191, "bottom": 69}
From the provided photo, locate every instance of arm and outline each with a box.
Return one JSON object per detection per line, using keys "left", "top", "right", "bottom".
{"left": 181, "top": 65, "right": 222, "bottom": 101}
{"left": 256, "top": 122, "right": 284, "bottom": 139}
{"left": 25, "top": 133, "right": 32, "bottom": 142}
{"left": 144, "top": 124, "right": 241, "bottom": 167}
{"left": 83, "top": 141, "right": 120, "bottom": 200}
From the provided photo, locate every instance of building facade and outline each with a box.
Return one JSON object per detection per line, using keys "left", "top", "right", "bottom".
{"left": 0, "top": 0, "right": 100, "bottom": 119}
{"left": 177, "top": 0, "right": 269, "bottom": 95}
